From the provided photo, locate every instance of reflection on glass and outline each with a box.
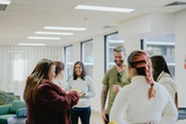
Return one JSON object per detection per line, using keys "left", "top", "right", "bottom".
{"left": 81, "top": 40, "right": 94, "bottom": 78}
{"left": 64, "top": 45, "right": 73, "bottom": 80}
{"left": 144, "top": 34, "right": 175, "bottom": 78}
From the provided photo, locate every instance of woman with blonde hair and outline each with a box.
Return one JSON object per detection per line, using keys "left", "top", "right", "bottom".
{"left": 24, "top": 58, "right": 79, "bottom": 124}
{"left": 110, "top": 50, "right": 178, "bottom": 124}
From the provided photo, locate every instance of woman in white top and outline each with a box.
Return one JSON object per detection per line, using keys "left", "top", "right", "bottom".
{"left": 151, "top": 55, "right": 178, "bottom": 108}
{"left": 67, "top": 61, "right": 96, "bottom": 124}
{"left": 110, "top": 50, "right": 178, "bottom": 124}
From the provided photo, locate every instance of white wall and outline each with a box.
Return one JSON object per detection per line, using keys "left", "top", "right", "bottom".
{"left": 72, "top": 42, "right": 80, "bottom": 63}
{"left": 92, "top": 35, "right": 105, "bottom": 112}
{"left": 121, "top": 35, "right": 141, "bottom": 57}
{"left": 175, "top": 9, "right": 186, "bottom": 107}
{"left": 119, "top": 13, "right": 174, "bottom": 39}
{"left": 118, "top": 13, "right": 174, "bottom": 56}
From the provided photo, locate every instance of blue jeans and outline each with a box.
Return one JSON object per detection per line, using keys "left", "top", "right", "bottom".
{"left": 71, "top": 106, "right": 91, "bottom": 124}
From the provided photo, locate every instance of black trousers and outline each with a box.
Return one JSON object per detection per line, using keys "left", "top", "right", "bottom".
{"left": 104, "top": 113, "right": 109, "bottom": 124}
{"left": 71, "top": 106, "right": 91, "bottom": 124}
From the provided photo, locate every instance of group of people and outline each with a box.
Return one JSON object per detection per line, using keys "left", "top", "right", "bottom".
{"left": 23, "top": 59, "right": 95, "bottom": 124}
{"left": 23, "top": 45, "right": 178, "bottom": 124}
{"left": 101, "top": 46, "right": 178, "bottom": 124}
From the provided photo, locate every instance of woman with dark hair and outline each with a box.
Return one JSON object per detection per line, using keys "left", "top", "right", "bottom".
{"left": 67, "top": 61, "right": 96, "bottom": 124}
{"left": 23, "top": 58, "right": 79, "bottom": 124}
{"left": 110, "top": 50, "right": 177, "bottom": 124}
{"left": 151, "top": 55, "right": 178, "bottom": 108}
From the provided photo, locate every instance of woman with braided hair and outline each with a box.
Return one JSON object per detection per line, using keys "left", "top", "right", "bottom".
{"left": 110, "top": 50, "right": 178, "bottom": 124}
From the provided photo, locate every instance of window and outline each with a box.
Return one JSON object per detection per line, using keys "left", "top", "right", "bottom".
{"left": 81, "top": 40, "right": 93, "bottom": 78}
{"left": 142, "top": 34, "right": 175, "bottom": 77}
{"left": 13, "top": 59, "right": 24, "bottom": 81}
{"left": 64, "top": 45, "right": 73, "bottom": 80}
{"left": 0, "top": 45, "right": 63, "bottom": 97}
{"left": 105, "top": 32, "right": 124, "bottom": 71}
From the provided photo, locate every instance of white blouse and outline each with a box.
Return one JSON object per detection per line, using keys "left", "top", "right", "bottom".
{"left": 110, "top": 76, "right": 178, "bottom": 124}
{"left": 157, "top": 71, "right": 177, "bottom": 101}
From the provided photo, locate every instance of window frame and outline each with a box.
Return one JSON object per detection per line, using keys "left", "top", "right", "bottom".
{"left": 141, "top": 34, "right": 175, "bottom": 78}
{"left": 64, "top": 45, "right": 73, "bottom": 80}
{"left": 104, "top": 32, "right": 124, "bottom": 72}
{"left": 80, "top": 39, "right": 94, "bottom": 77}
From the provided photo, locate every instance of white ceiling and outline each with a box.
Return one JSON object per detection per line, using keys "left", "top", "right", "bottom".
{"left": 0, "top": 0, "right": 186, "bottom": 46}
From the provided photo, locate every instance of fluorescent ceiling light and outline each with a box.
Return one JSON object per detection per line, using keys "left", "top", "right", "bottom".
{"left": 44, "top": 26, "right": 87, "bottom": 31}
{"left": 18, "top": 43, "right": 46, "bottom": 46}
{"left": 35, "top": 31, "right": 74, "bottom": 35}
{"left": 75, "top": 5, "right": 134, "bottom": 13}
{"left": 27, "top": 36, "right": 61, "bottom": 40}
{"left": 0, "top": 0, "right": 11, "bottom": 5}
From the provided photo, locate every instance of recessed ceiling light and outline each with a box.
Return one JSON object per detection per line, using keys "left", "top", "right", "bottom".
{"left": 0, "top": 0, "right": 11, "bottom": 5}
{"left": 44, "top": 26, "right": 87, "bottom": 31}
{"left": 35, "top": 31, "right": 74, "bottom": 35}
{"left": 27, "top": 36, "right": 61, "bottom": 40}
{"left": 75, "top": 5, "right": 134, "bottom": 13}
{"left": 18, "top": 43, "right": 46, "bottom": 46}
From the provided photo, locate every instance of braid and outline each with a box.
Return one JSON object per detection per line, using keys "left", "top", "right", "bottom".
{"left": 128, "top": 50, "right": 156, "bottom": 99}
{"left": 145, "top": 57, "right": 156, "bottom": 99}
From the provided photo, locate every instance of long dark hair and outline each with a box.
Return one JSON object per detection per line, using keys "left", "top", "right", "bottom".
{"left": 150, "top": 55, "right": 172, "bottom": 81}
{"left": 73, "top": 61, "right": 87, "bottom": 80}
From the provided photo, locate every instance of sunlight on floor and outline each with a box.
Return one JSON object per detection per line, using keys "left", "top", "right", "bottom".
{"left": 91, "top": 111, "right": 102, "bottom": 124}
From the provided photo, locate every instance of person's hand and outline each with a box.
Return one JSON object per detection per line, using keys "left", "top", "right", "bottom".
{"left": 69, "top": 90, "right": 79, "bottom": 105}
{"left": 113, "top": 85, "right": 120, "bottom": 93}
{"left": 70, "top": 88, "right": 85, "bottom": 97}
{"left": 101, "top": 109, "right": 107, "bottom": 123}
{"left": 78, "top": 92, "right": 85, "bottom": 97}
{"left": 70, "top": 88, "right": 81, "bottom": 93}
{"left": 69, "top": 90, "right": 78, "bottom": 94}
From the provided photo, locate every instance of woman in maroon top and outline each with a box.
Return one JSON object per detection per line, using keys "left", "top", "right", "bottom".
{"left": 23, "top": 58, "right": 79, "bottom": 124}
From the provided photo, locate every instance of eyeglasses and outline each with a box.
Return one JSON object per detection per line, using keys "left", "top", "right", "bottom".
{"left": 117, "top": 73, "right": 121, "bottom": 82}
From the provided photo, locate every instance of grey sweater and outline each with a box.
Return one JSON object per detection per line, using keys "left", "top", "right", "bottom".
{"left": 67, "top": 76, "right": 96, "bottom": 108}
